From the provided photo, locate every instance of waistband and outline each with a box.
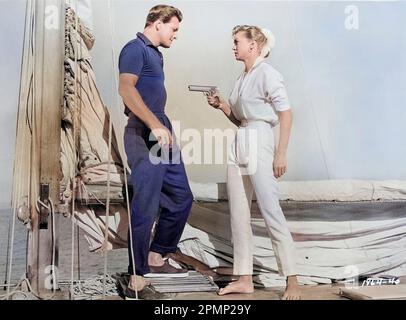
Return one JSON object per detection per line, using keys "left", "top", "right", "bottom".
{"left": 239, "top": 119, "right": 274, "bottom": 128}
{"left": 127, "top": 112, "right": 171, "bottom": 129}
{"left": 129, "top": 111, "right": 166, "bottom": 118}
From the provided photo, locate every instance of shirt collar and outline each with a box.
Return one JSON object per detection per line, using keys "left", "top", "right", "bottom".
{"left": 250, "top": 57, "right": 265, "bottom": 72}
{"left": 137, "top": 32, "right": 156, "bottom": 48}
{"left": 243, "top": 57, "right": 265, "bottom": 76}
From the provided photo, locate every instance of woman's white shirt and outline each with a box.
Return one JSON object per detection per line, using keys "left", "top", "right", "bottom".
{"left": 228, "top": 57, "right": 291, "bottom": 126}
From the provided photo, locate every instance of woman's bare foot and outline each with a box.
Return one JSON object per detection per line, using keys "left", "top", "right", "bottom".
{"left": 218, "top": 275, "right": 254, "bottom": 296}
{"left": 282, "top": 275, "right": 301, "bottom": 300}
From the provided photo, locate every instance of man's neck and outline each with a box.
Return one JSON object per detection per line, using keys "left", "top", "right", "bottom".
{"left": 143, "top": 28, "right": 160, "bottom": 47}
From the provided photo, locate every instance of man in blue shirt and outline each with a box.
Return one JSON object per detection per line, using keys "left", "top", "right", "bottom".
{"left": 118, "top": 5, "right": 193, "bottom": 296}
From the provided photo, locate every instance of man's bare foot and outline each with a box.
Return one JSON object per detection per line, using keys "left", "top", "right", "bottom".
{"left": 148, "top": 251, "right": 165, "bottom": 267}
{"left": 218, "top": 275, "right": 254, "bottom": 296}
{"left": 282, "top": 275, "right": 301, "bottom": 300}
{"left": 129, "top": 275, "right": 148, "bottom": 291}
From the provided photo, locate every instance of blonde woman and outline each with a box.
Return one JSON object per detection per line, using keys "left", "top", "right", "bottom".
{"left": 206, "top": 25, "right": 300, "bottom": 300}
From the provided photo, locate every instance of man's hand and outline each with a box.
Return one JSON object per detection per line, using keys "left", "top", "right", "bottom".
{"left": 151, "top": 123, "right": 173, "bottom": 147}
{"left": 273, "top": 152, "right": 287, "bottom": 178}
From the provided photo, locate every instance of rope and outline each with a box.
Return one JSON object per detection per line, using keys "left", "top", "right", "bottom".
{"left": 102, "top": 89, "right": 113, "bottom": 299}
{"left": 28, "top": 0, "right": 35, "bottom": 240}
{"left": 65, "top": 0, "right": 115, "bottom": 299}
{"left": 288, "top": 8, "right": 330, "bottom": 179}
{"left": 0, "top": 273, "right": 58, "bottom": 301}
{"left": 35, "top": 197, "right": 57, "bottom": 294}
{"left": 1, "top": 277, "right": 41, "bottom": 300}
{"left": 69, "top": 0, "right": 79, "bottom": 300}
{"left": 77, "top": 225, "right": 81, "bottom": 281}
{"left": 50, "top": 198, "right": 57, "bottom": 294}
{"left": 107, "top": 0, "right": 138, "bottom": 299}
{"left": 1, "top": 274, "right": 119, "bottom": 301}
{"left": 77, "top": 179, "right": 108, "bottom": 207}
{"left": 3, "top": 207, "right": 12, "bottom": 289}
{"left": 101, "top": 0, "right": 122, "bottom": 299}
{"left": 7, "top": 0, "right": 34, "bottom": 297}
{"left": 6, "top": 199, "right": 19, "bottom": 296}
{"left": 60, "top": 274, "right": 119, "bottom": 300}
{"left": 0, "top": 280, "right": 32, "bottom": 300}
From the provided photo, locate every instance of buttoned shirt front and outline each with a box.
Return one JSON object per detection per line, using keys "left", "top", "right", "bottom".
{"left": 229, "top": 57, "right": 291, "bottom": 127}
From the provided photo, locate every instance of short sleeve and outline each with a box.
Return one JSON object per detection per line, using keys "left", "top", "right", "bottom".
{"left": 264, "top": 69, "right": 291, "bottom": 112}
{"left": 118, "top": 42, "right": 144, "bottom": 76}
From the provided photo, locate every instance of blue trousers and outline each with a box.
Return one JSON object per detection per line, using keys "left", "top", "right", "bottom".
{"left": 124, "top": 113, "right": 193, "bottom": 276}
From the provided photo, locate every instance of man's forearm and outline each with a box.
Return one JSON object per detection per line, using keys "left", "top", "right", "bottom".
{"left": 119, "top": 84, "right": 161, "bottom": 129}
{"left": 277, "top": 110, "right": 293, "bottom": 155}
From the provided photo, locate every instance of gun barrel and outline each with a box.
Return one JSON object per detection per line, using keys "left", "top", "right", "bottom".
{"left": 188, "top": 85, "right": 218, "bottom": 92}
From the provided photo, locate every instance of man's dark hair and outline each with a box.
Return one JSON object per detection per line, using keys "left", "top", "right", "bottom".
{"left": 145, "top": 5, "right": 183, "bottom": 28}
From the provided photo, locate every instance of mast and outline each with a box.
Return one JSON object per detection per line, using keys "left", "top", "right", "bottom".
{"left": 21, "top": 0, "right": 65, "bottom": 296}
{"left": 13, "top": 0, "right": 122, "bottom": 298}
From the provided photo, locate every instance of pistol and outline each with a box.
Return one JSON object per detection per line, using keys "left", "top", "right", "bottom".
{"left": 188, "top": 85, "right": 218, "bottom": 95}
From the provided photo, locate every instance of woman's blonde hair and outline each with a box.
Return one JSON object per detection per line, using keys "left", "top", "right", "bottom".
{"left": 232, "top": 25, "right": 274, "bottom": 58}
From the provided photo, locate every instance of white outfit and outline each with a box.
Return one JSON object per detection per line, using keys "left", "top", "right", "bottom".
{"left": 227, "top": 57, "right": 297, "bottom": 276}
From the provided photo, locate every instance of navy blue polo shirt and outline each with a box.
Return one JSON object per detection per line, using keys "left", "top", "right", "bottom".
{"left": 119, "top": 32, "right": 166, "bottom": 116}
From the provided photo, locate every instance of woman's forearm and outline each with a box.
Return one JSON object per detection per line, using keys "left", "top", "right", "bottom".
{"left": 277, "top": 109, "right": 293, "bottom": 155}
{"left": 219, "top": 103, "right": 241, "bottom": 127}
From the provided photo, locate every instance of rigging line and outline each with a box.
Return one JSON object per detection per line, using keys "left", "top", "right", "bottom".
{"left": 77, "top": 225, "right": 81, "bottom": 281}
{"left": 50, "top": 198, "right": 57, "bottom": 296}
{"left": 12, "top": 0, "right": 32, "bottom": 153}
{"left": 25, "top": 74, "right": 34, "bottom": 134}
{"left": 288, "top": 5, "right": 331, "bottom": 179}
{"left": 3, "top": 211, "right": 12, "bottom": 290}
{"left": 5, "top": 0, "right": 30, "bottom": 292}
{"left": 6, "top": 0, "right": 34, "bottom": 298}
{"left": 26, "top": 0, "right": 36, "bottom": 296}
{"left": 102, "top": 0, "right": 119, "bottom": 299}
{"left": 34, "top": 197, "right": 58, "bottom": 299}
{"left": 107, "top": 0, "right": 138, "bottom": 299}
{"left": 26, "top": 5, "right": 35, "bottom": 134}
{"left": 0, "top": 277, "right": 52, "bottom": 300}
{"left": 70, "top": 0, "right": 79, "bottom": 300}
{"left": 73, "top": 0, "right": 82, "bottom": 286}
{"left": 29, "top": 0, "right": 36, "bottom": 216}
{"left": 25, "top": 2, "right": 36, "bottom": 297}
{"left": 5, "top": 207, "right": 17, "bottom": 298}
{"left": 47, "top": 0, "right": 67, "bottom": 299}
{"left": 102, "top": 107, "right": 113, "bottom": 299}
{"left": 29, "top": 4, "right": 41, "bottom": 301}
